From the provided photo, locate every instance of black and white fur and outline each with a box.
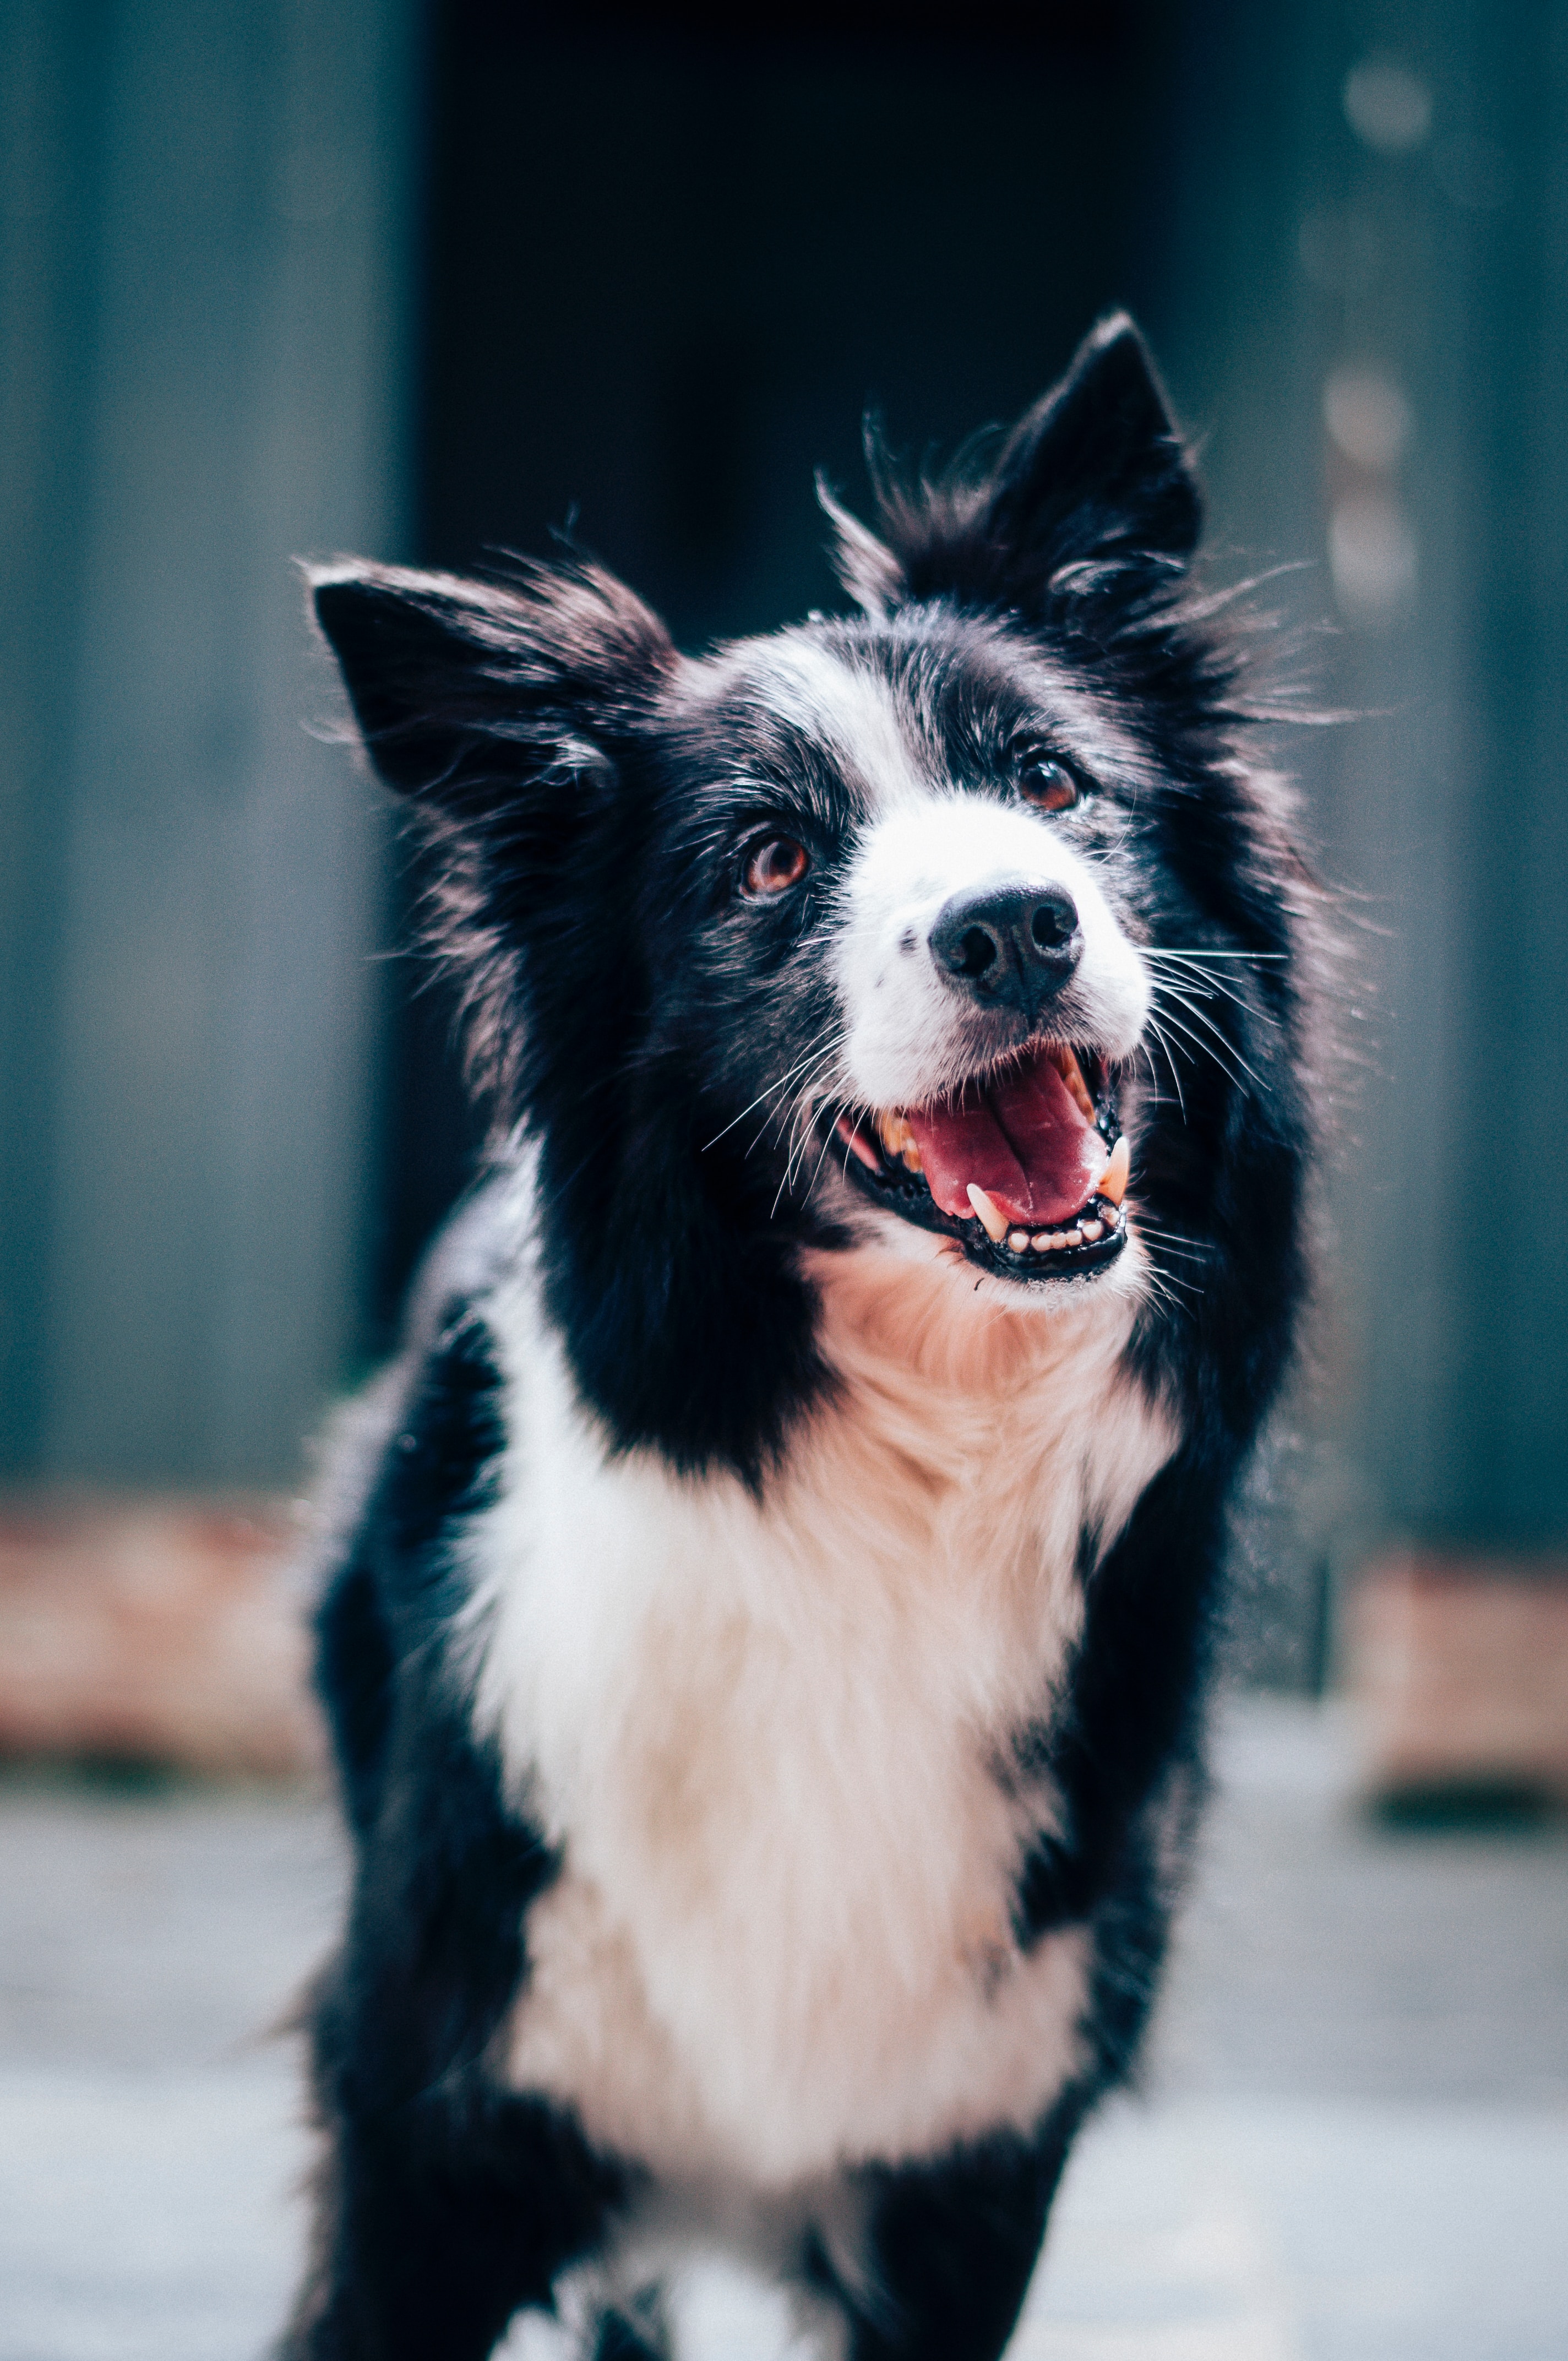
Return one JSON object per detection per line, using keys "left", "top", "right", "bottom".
{"left": 287, "top": 317, "right": 1313, "bottom": 2361}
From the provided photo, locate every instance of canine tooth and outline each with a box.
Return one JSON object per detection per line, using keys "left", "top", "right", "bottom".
{"left": 1007, "top": 1229, "right": 1030, "bottom": 1253}
{"left": 1080, "top": 1218, "right": 1104, "bottom": 1242}
{"left": 966, "top": 1184, "right": 1009, "bottom": 1243}
{"left": 1098, "top": 1135, "right": 1130, "bottom": 1206}
{"left": 837, "top": 1116, "right": 881, "bottom": 1172}
{"left": 877, "top": 1111, "right": 915, "bottom": 1158}
{"left": 901, "top": 1145, "right": 923, "bottom": 1173}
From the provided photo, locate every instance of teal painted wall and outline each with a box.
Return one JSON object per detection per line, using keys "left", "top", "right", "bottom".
{"left": 0, "top": 0, "right": 416, "bottom": 1484}
{"left": 1157, "top": 3, "right": 1568, "bottom": 1557}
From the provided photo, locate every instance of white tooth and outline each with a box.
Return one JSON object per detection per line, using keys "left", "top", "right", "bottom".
{"left": 1064, "top": 1227, "right": 1084, "bottom": 1248}
{"left": 1046, "top": 1232, "right": 1068, "bottom": 1251}
{"left": 1007, "top": 1229, "right": 1030, "bottom": 1253}
{"left": 1080, "top": 1218, "right": 1104, "bottom": 1242}
{"left": 837, "top": 1116, "right": 882, "bottom": 1172}
{"left": 966, "top": 1184, "right": 1009, "bottom": 1243}
{"left": 1059, "top": 1048, "right": 1096, "bottom": 1122}
{"left": 1098, "top": 1135, "right": 1130, "bottom": 1206}
{"left": 1031, "top": 1231, "right": 1052, "bottom": 1252}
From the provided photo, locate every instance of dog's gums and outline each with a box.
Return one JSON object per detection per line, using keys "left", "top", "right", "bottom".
{"left": 834, "top": 1041, "right": 1131, "bottom": 1280}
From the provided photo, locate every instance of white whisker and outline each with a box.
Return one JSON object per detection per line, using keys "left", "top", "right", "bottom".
{"left": 1142, "top": 1014, "right": 1187, "bottom": 1119}
{"left": 1151, "top": 1001, "right": 1253, "bottom": 1088}
{"left": 1149, "top": 973, "right": 1273, "bottom": 1075}
{"left": 1144, "top": 952, "right": 1277, "bottom": 1025}
{"left": 700, "top": 1017, "right": 847, "bottom": 1152}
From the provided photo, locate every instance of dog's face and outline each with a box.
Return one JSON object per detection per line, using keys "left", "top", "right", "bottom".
{"left": 314, "top": 316, "right": 1306, "bottom": 1475}
{"left": 645, "top": 613, "right": 1158, "bottom": 1298}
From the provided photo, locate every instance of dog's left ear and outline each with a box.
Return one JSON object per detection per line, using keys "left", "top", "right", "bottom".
{"left": 307, "top": 557, "right": 675, "bottom": 813}
{"left": 825, "top": 313, "right": 1200, "bottom": 623}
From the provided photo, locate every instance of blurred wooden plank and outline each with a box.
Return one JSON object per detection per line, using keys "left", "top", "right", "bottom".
{"left": 1348, "top": 1551, "right": 1568, "bottom": 1803}
{"left": 0, "top": 1495, "right": 323, "bottom": 1776}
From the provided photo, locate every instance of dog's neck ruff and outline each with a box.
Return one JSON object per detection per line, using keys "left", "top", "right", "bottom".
{"left": 465, "top": 1187, "right": 1178, "bottom": 2190}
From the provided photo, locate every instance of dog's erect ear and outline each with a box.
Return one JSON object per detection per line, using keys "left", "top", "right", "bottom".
{"left": 973, "top": 313, "right": 1201, "bottom": 592}
{"left": 308, "top": 558, "right": 676, "bottom": 806}
{"left": 982, "top": 312, "right": 1199, "bottom": 583}
{"left": 825, "top": 314, "right": 1200, "bottom": 624}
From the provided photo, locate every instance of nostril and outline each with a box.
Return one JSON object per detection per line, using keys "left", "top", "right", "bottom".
{"left": 955, "top": 926, "right": 999, "bottom": 977}
{"left": 1030, "top": 889, "right": 1079, "bottom": 952}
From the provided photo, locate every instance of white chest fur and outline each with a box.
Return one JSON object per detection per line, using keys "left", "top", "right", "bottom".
{"left": 469, "top": 1244, "right": 1175, "bottom": 2193}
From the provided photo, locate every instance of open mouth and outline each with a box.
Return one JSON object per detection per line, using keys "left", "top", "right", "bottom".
{"left": 832, "top": 1041, "right": 1130, "bottom": 1283}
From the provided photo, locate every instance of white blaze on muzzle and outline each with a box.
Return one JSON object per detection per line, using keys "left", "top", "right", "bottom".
{"left": 832, "top": 792, "right": 1151, "bottom": 1111}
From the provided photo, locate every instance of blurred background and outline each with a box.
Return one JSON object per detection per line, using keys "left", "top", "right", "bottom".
{"left": 2, "top": 4, "right": 1566, "bottom": 2357}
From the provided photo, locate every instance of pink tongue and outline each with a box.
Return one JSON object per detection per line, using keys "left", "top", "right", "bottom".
{"left": 905, "top": 1047, "right": 1106, "bottom": 1227}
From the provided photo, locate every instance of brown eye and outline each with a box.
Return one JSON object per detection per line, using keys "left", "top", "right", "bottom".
{"left": 743, "top": 836, "right": 810, "bottom": 898}
{"left": 1016, "top": 754, "right": 1081, "bottom": 814}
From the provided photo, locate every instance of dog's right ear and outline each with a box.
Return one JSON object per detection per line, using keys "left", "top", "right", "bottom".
{"left": 823, "top": 315, "right": 1200, "bottom": 629}
{"left": 308, "top": 558, "right": 676, "bottom": 809}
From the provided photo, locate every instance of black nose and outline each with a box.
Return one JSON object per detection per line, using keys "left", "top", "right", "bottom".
{"left": 929, "top": 883, "right": 1082, "bottom": 1021}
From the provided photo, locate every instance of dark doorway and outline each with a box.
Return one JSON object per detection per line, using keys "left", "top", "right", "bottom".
{"left": 373, "top": 1, "right": 1183, "bottom": 1332}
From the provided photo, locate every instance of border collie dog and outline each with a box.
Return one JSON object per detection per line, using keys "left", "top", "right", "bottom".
{"left": 291, "top": 317, "right": 1311, "bottom": 2361}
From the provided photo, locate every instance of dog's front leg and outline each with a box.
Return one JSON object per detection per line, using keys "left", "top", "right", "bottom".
{"left": 282, "top": 2083, "right": 628, "bottom": 2361}
{"left": 810, "top": 2106, "right": 1079, "bottom": 2361}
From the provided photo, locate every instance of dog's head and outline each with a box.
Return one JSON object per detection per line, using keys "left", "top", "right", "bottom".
{"left": 314, "top": 316, "right": 1309, "bottom": 1478}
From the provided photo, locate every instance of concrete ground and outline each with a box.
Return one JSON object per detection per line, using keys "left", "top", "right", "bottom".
{"left": 1, "top": 1698, "right": 1564, "bottom": 2361}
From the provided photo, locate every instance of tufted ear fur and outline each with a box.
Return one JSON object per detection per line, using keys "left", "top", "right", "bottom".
{"left": 822, "top": 313, "right": 1201, "bottom": 627}
{"left": 308, "top": 557, "right": 679, "bottom": 1124}
{"left": 309, "top": 557, "right": 676, "bottom": 810}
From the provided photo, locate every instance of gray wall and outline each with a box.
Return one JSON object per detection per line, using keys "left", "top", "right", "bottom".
{"left": 1159, "top": 1, "right": 1568, "bottom": 1568}
{"left": 1, "top": 0, "right": 415, "bottom": 1487}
